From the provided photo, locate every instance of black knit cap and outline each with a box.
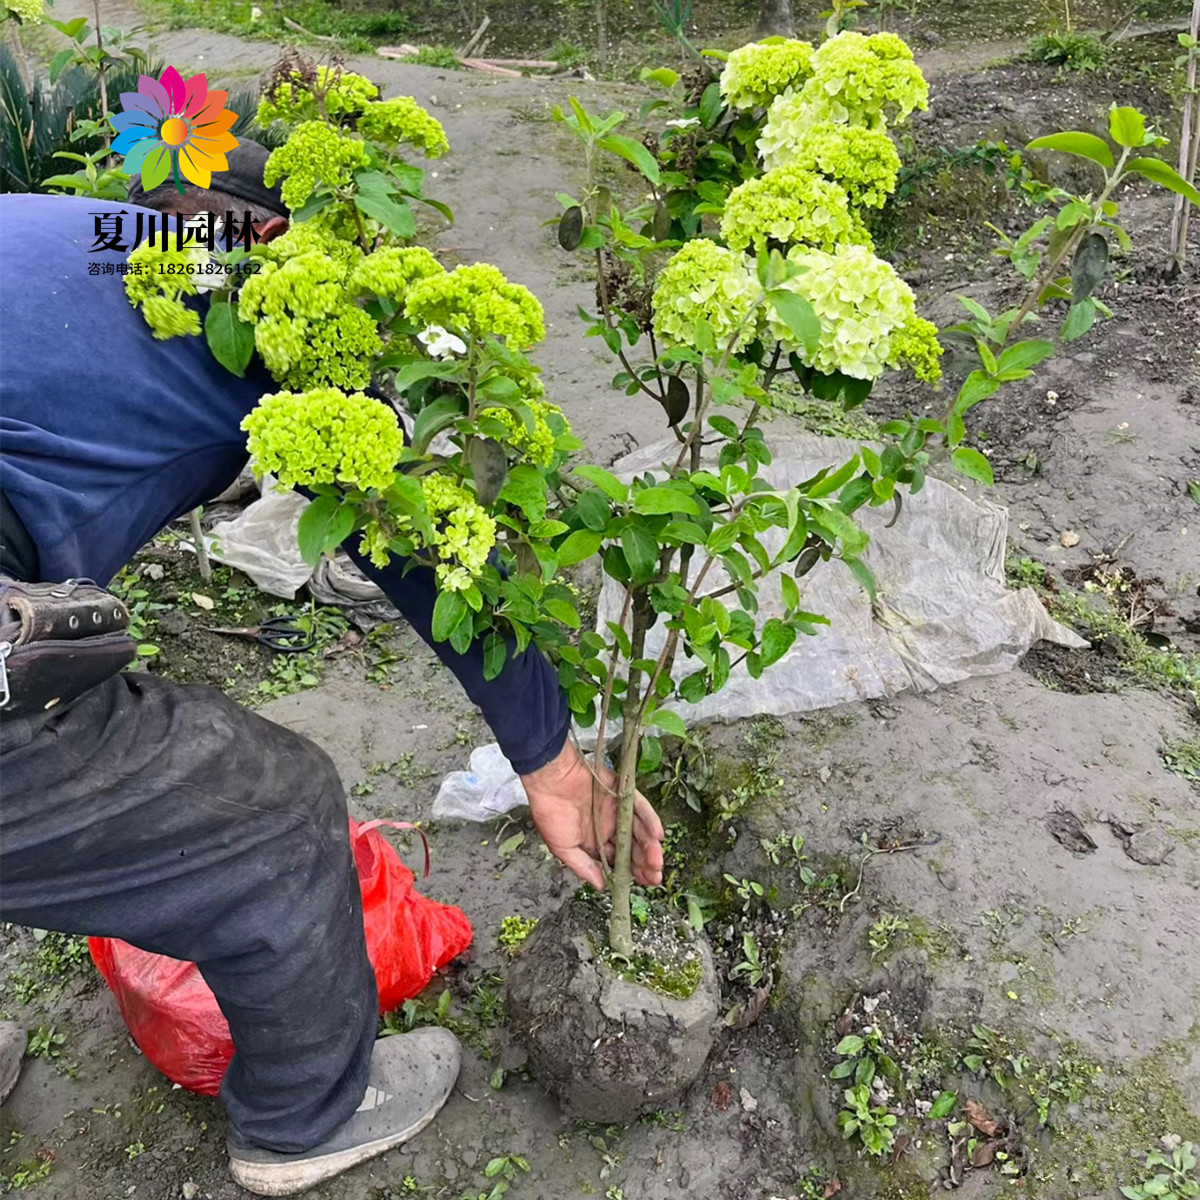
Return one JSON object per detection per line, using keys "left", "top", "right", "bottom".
{"left": 127, "top": 138, "right": 288, "bottom": 218}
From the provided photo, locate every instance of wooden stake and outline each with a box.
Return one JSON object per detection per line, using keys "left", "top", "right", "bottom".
{"left": 458, "top": 14, "right": 490, "bottom": 59}
{"left": 1170, "top": 0, "right": 1200, "bottom": 270}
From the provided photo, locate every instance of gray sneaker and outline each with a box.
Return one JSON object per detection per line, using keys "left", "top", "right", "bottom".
{"left": 0, "top": 1021, "right": 25, "bottom": 1106}
{"left": 228, "top": 1028, "right": 460, "bottom": 1197}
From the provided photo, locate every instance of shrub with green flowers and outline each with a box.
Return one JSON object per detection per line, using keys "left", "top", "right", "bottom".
{"left": 550, "top": 32, "right": 1198, "bottom": 963}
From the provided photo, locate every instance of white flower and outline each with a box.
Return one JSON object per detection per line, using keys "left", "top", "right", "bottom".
{"left": 418, "top": 324, "right": 467, "bottom": 358}
{"left": 664, "top": 117, "right": 700, "bottom": 129}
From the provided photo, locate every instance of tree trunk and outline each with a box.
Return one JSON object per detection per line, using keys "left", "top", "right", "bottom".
{"left": 757, "top": 0, "right": 795, "bottom": 37}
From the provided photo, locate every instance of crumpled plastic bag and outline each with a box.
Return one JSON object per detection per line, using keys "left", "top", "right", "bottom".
{"left": 89, "top": 819, "right": 473, "bottom": 1096}
{"left": 205, "top": 478, "right": 311, "bottom": 599}
{"left": 431, "top": 743, "right": 527, "bottom": 821}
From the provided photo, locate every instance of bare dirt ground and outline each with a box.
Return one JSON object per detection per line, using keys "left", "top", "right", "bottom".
{"left": 1, "top": 4, "right": 1198, "bottom": 1200}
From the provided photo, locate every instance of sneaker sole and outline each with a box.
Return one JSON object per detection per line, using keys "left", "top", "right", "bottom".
{"left": 228, "top": 1105, "right": 440, "bottom": 1197}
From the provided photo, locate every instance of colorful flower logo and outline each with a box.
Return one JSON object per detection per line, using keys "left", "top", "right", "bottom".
{"left": 112, "top": 67, "right": 238, "bottom": 195}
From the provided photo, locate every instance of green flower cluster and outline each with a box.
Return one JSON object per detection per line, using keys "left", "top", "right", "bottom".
{"left": 888, "top": 315, "right": 943, "bottom": 384}
{"left": 718, "top": 38, "right": 815, "bottom": 110}
{"left": 257, "top": 65, "right": 380, "bottom": 126}
{"left": 652, "top": 239, "right": 760, "bottom": 352}
{"left": 404, "top": 264, "right": 545, "bottom": 349}
{"left": 484, "top": 398, "right": 566, "bottom": 466}
{"left": 349, "top": 245, "right": 444, "bottom": 303}
{"left": 124, "top": 244, "right": 208, "bottom": 339}
{"left": 5, "top": 0, "right": 42, "bottom": 21}
{"left": 762, "top": 31, "right": 928, "bottom": 136}
{"left": 758, "top": 122, "right": 900, "bottom": 207}
{"left": 239, "top": 245, "right": 381, "bottom": 391}
{"left": 420, "top": 473, "right": 497, "bottom": 592}
{"left": 721, "top": 165, "right": 871, "bottom": 253}
{"left": 263, "top": 121, "right": 370, "bottom": 212}
{"left": 358, "top": 96, "right": 449, "bottom": 159}
{"left": 241, "top": 387, "right": 404, "bottom": 493}
{"left": 766, "top": 245, "right": 940, "bottom": 381}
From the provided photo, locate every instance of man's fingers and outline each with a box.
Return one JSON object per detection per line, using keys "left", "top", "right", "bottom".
{"left": 633, "top": 790, "right": 666, "bottom": 841}
{"left": 554, "top": 845, "right": 606, "bottom": 890}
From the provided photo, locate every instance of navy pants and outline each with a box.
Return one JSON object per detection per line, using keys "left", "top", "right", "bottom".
{"left": 0, "top": 672, "right": 377, "bottom": 1153}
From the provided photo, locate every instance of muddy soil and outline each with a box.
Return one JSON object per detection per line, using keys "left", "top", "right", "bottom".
{"left": 2, "top": 3, "right": 1198, "bottom": 1199}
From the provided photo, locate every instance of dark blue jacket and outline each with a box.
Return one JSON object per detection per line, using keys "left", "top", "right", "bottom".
{"left": 0, "top": 195, "right": 568, "bottom": 774}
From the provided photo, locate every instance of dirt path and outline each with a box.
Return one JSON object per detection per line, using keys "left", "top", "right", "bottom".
{"left": 2, "top": 5, "right": 1198, "bottom": 1200}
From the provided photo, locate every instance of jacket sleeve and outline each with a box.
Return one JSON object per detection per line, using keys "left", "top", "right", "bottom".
{"left": 346, "top": 544, "right": 570, "bottom": 775}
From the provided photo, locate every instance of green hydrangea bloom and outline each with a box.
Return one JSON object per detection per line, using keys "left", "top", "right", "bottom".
{"left": 718, "top": 39, "right": 815, "bottom": 110}
{"left": 761, "top": 31, "right": 928, "bottom": 135}
{"left": 404, "top": 263, "right": 545, "bottom": 349}
{"left": 258, "top": 221, "right": 364, "bottom": 270}
{"left": 358, "top": 97, "right": 449, "bottom": 158}
{"left": 758, "top": 122, "right": 901, "bottom": 207}
{"left": 124, "top": 243, "right": 209, "bottom": 340}
{"left": 767, "top": 245, "right": 927, "bottom": 381}
{"left": 241, "top": 387, "right": 404, "bottom": 493}
{"left": 484, "top": 398, "right": 566, "bottom": 467}
{"left": 263, "top": 121, "right": 370, "bottom": 212}
{"left": 651, "top": 239, "right": 760, "bottom": 352}
{"left": 239, "top": 251, "right": 381, "bottom": 390}
{"left": 5, "top": 0, "right": 43, "bottom": 22}
{"left": 350, "top": 246, "right": 444, "bottom": 302}
{"left": 721, "top": 165, "right": 871, "bottom": 253}
{"left": 420, "top": 473, "right": 497, "bottom": 591}
{"left": 887, "top": 315, "right": 943, "bottom": 384}
{"left": 257, "top": 65, "right": 380, "bottom": 126}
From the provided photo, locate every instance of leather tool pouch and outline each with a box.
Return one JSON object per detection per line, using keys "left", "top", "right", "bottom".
{"left": 0, "top": 578, "right": 138, "bottom": 717}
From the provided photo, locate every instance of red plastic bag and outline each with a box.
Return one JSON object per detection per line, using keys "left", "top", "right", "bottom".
{"left": 89, "top": 818, "right": 472, "bottom": 1096}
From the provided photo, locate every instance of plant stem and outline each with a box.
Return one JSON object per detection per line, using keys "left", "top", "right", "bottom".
{"left": 93, "top": 0, "right": 110, "bottom": 150}
{"left": 1170, "top": 0, "right": 1200, "bottom": 270}
{"left": 188, "top": 507, "right": 212, "bottom": 582}
{"left": 591, "top": 586, "right": 633, "bottom": 881}
{"left": 607, "top": 594, "right": 648, "bottom": 958}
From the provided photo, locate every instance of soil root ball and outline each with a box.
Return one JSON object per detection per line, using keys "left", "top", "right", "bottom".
{"left": 505, "top": 898, "right": 720, "bottom": 1122}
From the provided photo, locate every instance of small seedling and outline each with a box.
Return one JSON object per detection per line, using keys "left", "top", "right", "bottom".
{"left": 837, "top": 1083, "right": 897, "bottom": 1156}
{"left": 730, "top": 932, "right": 766, "bottom": 986}
{"left": 867, "top": 913, "right": 910, "bottom": 959}
{"left": 1121, "top": 1139, "right": 1199, "bottom": 1200}
{"left": 26, "top": 1026, "right": 65, "bottom": 1060}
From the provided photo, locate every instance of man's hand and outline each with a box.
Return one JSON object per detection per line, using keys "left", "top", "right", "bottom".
{"left": 520, "top": 739, "right": 664, "bottom": 891}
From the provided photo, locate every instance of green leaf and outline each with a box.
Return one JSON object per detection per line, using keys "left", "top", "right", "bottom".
{"left": 1061, "top": 297, "right": 1097, "bottom": 342}
{"left": 556, "top": 529, "right": 603, "bottom": 567}
{"left": 652, "top": 709, "right": 687, "bottom": 737}
{"left": 953, "top": 370, "right": 1000, "bottom": 417}
{"left": 698, "top": 82, "right": 724, "bottom": 130}
{"left": 633, "top": 485, "right": 699, "bottom": 515}
{"left": 662, "top": 521, "right": 707, "bottom": 544}
{"left": 996, "top": 339, "right": 1055, "bottom": 374}
{"left": 1108, "top": 105, "right": 1146, "bottom": 148}
{"left": 204, "top": 299, "right": 255, "bottom": 377}
{"left": 1071, "top": 232, "right": 1109, "bottom": 303}
{"left": 843, "top": 556, "right": 877, "bottom": 603}
{"left": 807, "top": 455, "right": 860, "bottom": 499}
{"left": 573, "top": 490, "right": 612, "bottom": 532}
{"left": 641, "top": 66, "right": 679, "bottom": 89}
{"left": 950, "top": 446, "right": 994, "bottom": 486}
{"left": 639, "top": 735, "right": 663, "bottom": 772}
{"left": 431, "top": 589, "right": 468, "bottom": 641}
{"left": 411, "top": 395, "right": 463, "bottom": 453}
{"left": 49, "top": 48, "right": 75, "bottom": 83}
{"left": 835, "top": 1035, "right": 864, "bottom": 1056}
{"left": 929, "top": 1090, "right": 958, "bottom": 1119}
{"left": 482, "top": 632, "right": 507, "bottom": 681}
{"left": 574, "top": 464, "right": 629, "bottom": 502}
{"left": 765, "top": 289, "right": 819, "bottom": 356}
{"left": 1124, "top": 157, "right": 1200, "bottom": 207}
{"left": 596, "top": 135, "right": 661, "bottom": 184}
{"left": 466, "top": 437, "right": 508, "bottom": 506}
{"left": 759, "top": 618, "right": 795, "bottom": 668}
{"left": 296, "top": 496, "right": 355, "bottom": 566}
{"left": 354, "top": 191, "right": 417, "bottom": 238}
{"left": 1026, "top": 131, "right": 1114, "bottom": 169}
{"left": 622, "top": 525, "right": 658, "bottom": 584}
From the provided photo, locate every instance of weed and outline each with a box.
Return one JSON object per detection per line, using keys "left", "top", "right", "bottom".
{"left": 1122, "top": 1138, "right": 1199, "bottom": 1199}
{"left": 402, "top": 45, "right": 461, "bottom": 70}
{"left": 124, "top": 1142, "right": 145, "bottom": 1160}
{"left": 1163, "top": 737, "right": 1200, "bottom": 785}
{"left": 838, "top": 1083, "right": 898, "bottom": 1155}
{"left": 1030, "top": 30, "right": 1108, "bottom": 71}
{"left": 6, "top": 930, "right": 90, "bottom": 1005}
{"left": 26, "top": 1026, "right": 64, "bottom": 1060}
{"left": 498, "top": 915, "right": 539, "bottom": 954}
{"left": 868, "top": 913, "right": 910, "bottom": 960}
{"left": 722, "top": 874, "right": 766, "bottom": 914}
{"left": 730, "top": 931, "right": 766, "bottom": 986}
{"left": 1006, "top": 556, "right": 1048, "bottom": 589}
